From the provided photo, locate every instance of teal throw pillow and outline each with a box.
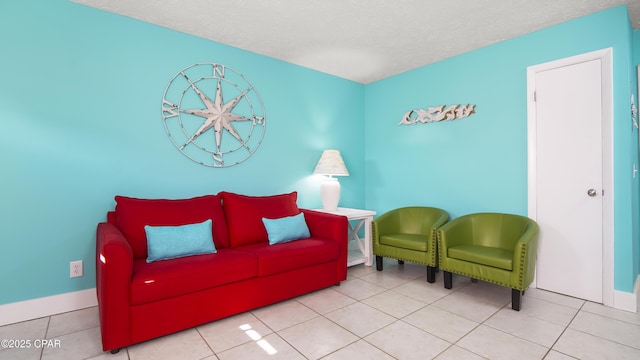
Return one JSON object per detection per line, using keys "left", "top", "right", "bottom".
{"left": 145, "top": 219, "right": 216, "bottom": 263}
{"left": 262, "top": 212, "right": 311, "bottom": 245}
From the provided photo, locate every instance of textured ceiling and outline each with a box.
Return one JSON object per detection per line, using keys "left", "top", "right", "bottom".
{"left": 72, "top": 0, "right": 640, "bottom": 83}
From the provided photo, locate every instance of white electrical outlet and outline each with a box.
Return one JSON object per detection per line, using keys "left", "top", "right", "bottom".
{"left": 70, "top": 260, "right": 83, "bottom": 278}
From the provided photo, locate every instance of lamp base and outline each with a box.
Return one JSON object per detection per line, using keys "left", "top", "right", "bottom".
{"left": 320, "top": 177, "right": 341, "bottom": 211}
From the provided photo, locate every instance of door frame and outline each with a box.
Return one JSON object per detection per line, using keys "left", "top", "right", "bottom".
{"left": 526, "top": 48, "right": 614, "bottom": 307}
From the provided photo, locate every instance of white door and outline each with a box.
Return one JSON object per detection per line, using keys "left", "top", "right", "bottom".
{"left": 530, "top": 58, "right": 604, "bottom": 303}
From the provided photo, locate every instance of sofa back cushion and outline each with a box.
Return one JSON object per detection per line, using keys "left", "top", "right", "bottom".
{"left": 114, "top": 195, "right": 229, "bottom": 259}
{"left": 220, "top": 191, "right": 300, "bottom": 247}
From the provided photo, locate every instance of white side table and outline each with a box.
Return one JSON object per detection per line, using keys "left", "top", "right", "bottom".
{"left": 312, "top": 207, "right": 376, "bottom": 266}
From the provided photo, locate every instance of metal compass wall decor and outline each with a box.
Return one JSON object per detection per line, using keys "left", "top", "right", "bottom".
{"left": 161, "top": 63, "right": 266, "bottom": 167}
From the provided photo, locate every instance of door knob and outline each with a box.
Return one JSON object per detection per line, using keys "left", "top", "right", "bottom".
{"left": 587, "top": 189, "right": 598, "bottom": 197}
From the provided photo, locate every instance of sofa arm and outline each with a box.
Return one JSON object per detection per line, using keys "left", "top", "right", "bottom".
{"left": 96, "top": 222, "right": 134, "bottom": 352}
{"left": 302, "top": 209, "right": 348, "bottom": 241}
{"left": 302, "top": 209, "right": 349, "bottom": 280}
{"left": 511, "top": 221, "right": 540, "bottom": 290}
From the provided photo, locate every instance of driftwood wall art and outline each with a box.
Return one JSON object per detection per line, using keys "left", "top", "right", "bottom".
{"left": 399, "top": 104, "right": 476, "bottom": 125}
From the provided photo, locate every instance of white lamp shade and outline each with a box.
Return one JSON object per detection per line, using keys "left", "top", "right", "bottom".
{"left": 313, "top": 150, "right": 349, "bottom": 176}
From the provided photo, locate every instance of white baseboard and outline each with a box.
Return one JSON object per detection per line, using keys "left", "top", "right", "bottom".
{"left": 0, "top": 288, "right": 97, "bottom": 326}
{"left": 613, "top": 276, "right": 640, "bottom": 313}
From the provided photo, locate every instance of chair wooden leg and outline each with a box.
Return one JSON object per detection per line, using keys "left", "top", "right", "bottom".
{"left": 426, "top": 266, "right": 436, "bottom": 283}
{"left": 444, "top": 271, "right": 453, "bottom": 289}
{"left": 376, "top": 256, "right": 383, "bottom": 271}
{"left": 512, "top": 289, "right": 522, "bottom": 311}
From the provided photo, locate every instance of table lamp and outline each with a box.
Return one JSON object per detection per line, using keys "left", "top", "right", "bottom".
{"left": 313, "top": 149, "right": 349, "bottom": 211}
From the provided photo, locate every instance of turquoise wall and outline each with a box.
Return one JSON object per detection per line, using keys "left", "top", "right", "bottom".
{"left": 0, "top": 0, "right": 365, "bottom": 305}
{"left": 633, "top": 28, "right": 640, "bottom": 288}
{"left": 2, "top": 1, "right": 638, "bottom": 306}
{"left": 365, "top": 6, "right": 639, "bottom": 292}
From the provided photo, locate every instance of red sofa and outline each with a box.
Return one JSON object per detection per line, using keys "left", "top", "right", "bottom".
{"left": 95, "top": 191, "right": 348, "bottom": 353}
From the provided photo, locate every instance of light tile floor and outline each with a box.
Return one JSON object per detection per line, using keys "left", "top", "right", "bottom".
{"left": 2, "top": 260, "right": 640, "bottom": 360}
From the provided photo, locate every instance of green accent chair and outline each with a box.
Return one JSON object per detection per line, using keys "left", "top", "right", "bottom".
{"left": 372, "top": 207, "right": 448, "bottom": 283}
{"left": 437, "top": 212, "right": 539, "bottom": 311}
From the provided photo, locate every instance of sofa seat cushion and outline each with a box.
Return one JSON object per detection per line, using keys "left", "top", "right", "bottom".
{"left": 447, "top": 245, "right": 513, "bottom": 271}
{"left": 379, "top": 233, "right": 429, "bottom": 252}
{"left": 236, "top": 238, "right": 339, "bottom": 277}
{"left": 114, "top": 195, "right": 230, "bottom": 259}
{"left": 130, "top": 249, "right": 257, "bottom": 305}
